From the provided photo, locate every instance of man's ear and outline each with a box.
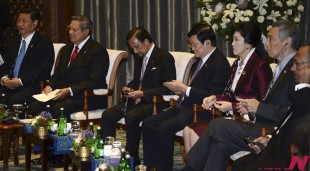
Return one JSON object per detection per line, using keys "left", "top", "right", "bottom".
{"left": 204, "top": 39, "right": 211, "bottom": 46}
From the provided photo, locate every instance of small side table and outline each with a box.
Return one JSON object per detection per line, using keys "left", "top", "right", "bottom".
{"left": 64, "top": 152, "right": 91, "bottom": 171}
{"left": 24, "top": 133, "right": 53, "bottom": 171}
{"left": 0, "top": 123, "right": 24, "bottom": 171}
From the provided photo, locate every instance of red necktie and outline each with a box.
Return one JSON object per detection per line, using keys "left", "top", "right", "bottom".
{"left": 70, "top": 46, "right": 79, "bottom": 62}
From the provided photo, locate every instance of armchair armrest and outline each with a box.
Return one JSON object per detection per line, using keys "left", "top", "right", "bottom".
{"left": 153, "top": 95, "right": 176, "bottom": 115}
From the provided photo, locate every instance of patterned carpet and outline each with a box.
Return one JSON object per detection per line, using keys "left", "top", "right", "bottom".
{"left": 0, "top": 129, "right": 184, "bottom": 170}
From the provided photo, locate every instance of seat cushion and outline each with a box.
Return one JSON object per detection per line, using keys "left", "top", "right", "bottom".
{"left": 70, "top": 109, "right": 105, "bottom": 120}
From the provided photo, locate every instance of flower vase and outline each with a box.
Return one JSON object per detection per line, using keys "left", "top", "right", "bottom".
{"left": 36, "top": 126, "right": 47, "bottom": 138}
{"left": 77, "top": 146, "right": 90, "bottom": 158}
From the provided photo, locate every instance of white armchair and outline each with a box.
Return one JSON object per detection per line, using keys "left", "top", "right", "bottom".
{"left": 70, "top": 49, "right": 128, "bottom": 128}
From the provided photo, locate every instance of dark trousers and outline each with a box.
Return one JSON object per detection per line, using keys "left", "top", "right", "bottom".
{"left": 100, "top": 100, "right": 153, "bottom": 165}
{"left": 185, "top": 118, "right": 262, "bottom": 171}
{"left": 29, "top": 94, "right": 106, "bottom": 121}
{"left": 142, "top": 105, "right": 210, "bottom": 170}
{"left": 0, "top": 86, "right": 38, "bottom": 111}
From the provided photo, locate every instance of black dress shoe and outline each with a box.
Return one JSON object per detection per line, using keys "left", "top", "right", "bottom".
{"left": 48, "top": 155, "right": 64, "bottom": 168}
{"left": 31, "top": 157, "right": 42, "bottom": 165}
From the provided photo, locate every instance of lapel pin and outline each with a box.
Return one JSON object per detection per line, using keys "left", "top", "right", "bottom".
{"left": 204, "top": 64, "right": 208, "bottom": 67}
{"left": 242, "top": 71, "right": 246, "bottom": 75}
{"left": 83, "top": 50, "right": 86, "bottom": 54}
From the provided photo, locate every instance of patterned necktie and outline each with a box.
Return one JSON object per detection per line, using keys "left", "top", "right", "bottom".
{"left": 188, "top": 58, "right": 202, "bottom": 84}
{"left": 13, "top": 40, "right": 26, "bottom": 77}
{"left": 136, "top": 56, "right": 148, "bottom": 104}
{"left": 140, "top": 56, "right": 148, "bottom": 81}
{"left": 176, "top": 58, "right": 202, "bottom": 108}
{"left": 70, "top": 46, "right": 79, "bottom": 63}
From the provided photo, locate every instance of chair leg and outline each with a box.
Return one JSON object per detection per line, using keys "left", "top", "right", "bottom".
{"left": 227, "top": 160, "right": 232, "bottom": 171}
{"left": 14, "top": 136, "right": 19, "bottom": 166}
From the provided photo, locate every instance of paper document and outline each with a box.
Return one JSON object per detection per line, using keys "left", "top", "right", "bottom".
{"left": 32, "top": 89, "right": 60, "bottom": 102}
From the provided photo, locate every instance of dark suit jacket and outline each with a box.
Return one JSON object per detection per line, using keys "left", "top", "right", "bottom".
{"left": 256, "top": 58, "right": 296, "bottom": 128}
{"left": 182, "top": 48, "right": 231, "bottom": 106}
{"left": 127, "top": 45, "right": 176, "bottom": 103}
{"left": 0, "top": 32, "right": 54, "bottom": 104}
{"left": 49, "top": 38, "right": 109, "bottom": 108}
{"left": 217, "top": 52, "right": 273, "bottom": 112}
{"left": 233, "top": 87, "right": 310, "bottom": 171}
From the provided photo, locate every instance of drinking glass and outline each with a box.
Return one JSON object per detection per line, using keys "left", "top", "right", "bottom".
{"left": 135, "top": 165, "right": 147, "bottom": 171}
{"left": 12, "top": 104, "right": 23, "bottom": 119}
{"left": 105, "top": 136, "right": 115, "bottom": 145}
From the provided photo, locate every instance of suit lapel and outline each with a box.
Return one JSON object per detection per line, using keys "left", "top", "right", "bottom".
{"left": 18, "top": 32, "right": 38, "bottom": 72}
{"left": 67, "top": 39, "right": 92, "bottom": 68}
{"left": 264, "top": 58, "right": 293, "bottom": 100}
{"left": 235, "top": 53, "right": 257, "bottom": 93}
{"left": 141, "top": 46, "right": 157, "bottom": 81}
{"left": 189, "top": 49, "right": 217, "bottom": 85}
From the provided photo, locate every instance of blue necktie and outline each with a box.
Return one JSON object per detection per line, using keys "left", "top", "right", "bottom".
{"left": 13, "top": 40, "right": 26, "bottom": 77}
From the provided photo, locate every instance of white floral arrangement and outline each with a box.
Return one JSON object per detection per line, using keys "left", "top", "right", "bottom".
{"left": 197, "top": 0, "right": 304, "bottom": 42}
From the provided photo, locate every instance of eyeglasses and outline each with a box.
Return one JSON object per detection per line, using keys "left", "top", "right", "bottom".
{"left": 188, "top": 42, "right": 202, "bottom": 49}
{"left": 293, "top": 61, "right": 310, "bottom": 65}
{"left": 67, "top": 26, "right": 80, "bottom": 32}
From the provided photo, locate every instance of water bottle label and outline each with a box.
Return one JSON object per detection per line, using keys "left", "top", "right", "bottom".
{"left": 100, "top": 149, "right": 104, "bottom": 156}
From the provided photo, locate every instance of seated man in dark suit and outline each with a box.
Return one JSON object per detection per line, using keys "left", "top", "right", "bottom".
{"left": 232, "top": 45, "right": 310, "bottom": 171}
{"left": 29, "top": 15, "right": 109, "bottom": 121}
{"left": 100, "top": 27, "right": 176, "bottom": 166}
{"left": 182, "top": 20, "right": 300, "bottom": 171}
{"left": 0, "top": 8, "right": 54, "bottom": 110}
{"left": 142, "top": 23, "right": 231, "bottom": 170}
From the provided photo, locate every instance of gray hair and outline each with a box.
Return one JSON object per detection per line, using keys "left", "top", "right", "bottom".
{"left": 71, "top": 15, "right": 93, "bottom": 35}
{"left": 272, "top": 20, "right": 300, "bottom": 50}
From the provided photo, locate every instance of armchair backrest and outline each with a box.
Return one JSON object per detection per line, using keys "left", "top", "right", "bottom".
{"left": 106, "top": 49, "right": 128, "bottom": 107}
{"left": 169, "top": 51, "right": 195, "bottom": 82}
{"left": 52, "top": 43, "right": 66, "bottom": 75}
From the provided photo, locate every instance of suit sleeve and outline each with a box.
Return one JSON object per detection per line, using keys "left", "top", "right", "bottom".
{"left": 70, "top": 47, "right": 109, "bottom": 95}
{"left": 189, "top": 56, "right": 231, "bottom": 103}
{"left": 256, "top": 76, "right": 295, "bottom": 124}
{"left": 143, "top": 53, "right": 176, "bottom": 97}
{"left": 20, "top": 38, "right": 54, "bottom": 87}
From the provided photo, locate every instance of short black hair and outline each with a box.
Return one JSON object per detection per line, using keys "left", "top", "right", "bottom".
{"left": 126, "top": 27, "right": 153, "bottom": 43}
{"left": 187, "top": 23, "right": 217, "bottom": 46}
{"left": 234, "top": 22, "right": 261, "bottom": 47}
{"left": 19, "top": 8, "right": 40, "bottom": 22}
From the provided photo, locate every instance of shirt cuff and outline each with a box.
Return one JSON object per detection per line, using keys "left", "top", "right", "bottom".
{"left": 295, "top": 83, "right": 310, "bottom": 91}
{"left": 69, "top": 87, "right": 73, "bottom": 96}
{"left": 1, "top": 76, "right": 8, "bottom": 85}
{"left": 19, "top": 78, "right": 23, "bottom": 86}
{"left": 186, "top": 87, "right": 191, "bottom": 96}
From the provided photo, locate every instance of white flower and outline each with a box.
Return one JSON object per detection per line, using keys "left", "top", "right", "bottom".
{"left": 200, "top": 9, "right": 206, "bottom": 16}
{"left": 298, "top": 5, "right": 304, "bottom": 12}
{"left": 214, "top": 2, "right": 225, "bottom": 13}
{"left": 286, "top": 0, "right": 293, "bottom": 7}
{"left": 294, "top": 17, "right": 300, "bottom": 22}
{"left": 253, "top": 0, "right": 268, "bottom": 12}
{"left": 257, "top": 16, "right": 265, "bottom": 23}
{"left": 243, "top": 17, "right": 250, "bottom": 22}
{"left": 222, "top": 16, "right": 231, "bottom": 24}
{"left": 275, "top": 1, "right": 283, "bottom": 7}
{"left": 267, "top": 10, "right": 281, "bottom": 22}
{"left": 245, "top": 10, "right": 253, "bottom": 16}
{"left": 267, "top": 25, "right": 272, "bottom": 31}
{"left": 220, "top": 23, "right": 227, "bottom": 29}
{"left": 203, "top": 16, "right": 212, "bottom": 25}
{"left": 287, "top": 9, "right": 292, "bottom": 15}
{"left": 259, "top": 8, "right": 267, "bottom": 16}
{"left": 212, "top": 23, "right": 218, "bottom": 31}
